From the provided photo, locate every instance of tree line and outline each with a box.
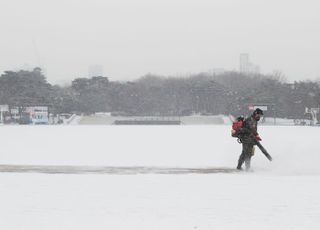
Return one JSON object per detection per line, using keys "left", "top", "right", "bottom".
{"left": 0, "top": 67, "right": 319, "bottom": 119}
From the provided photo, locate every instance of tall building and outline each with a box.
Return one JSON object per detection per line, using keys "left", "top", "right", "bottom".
{"left": 88, "top": 65, "right": 104, "bottom": 77}
{"left": 239, "top": 53, "right": 260, "bottom": 75}
{"left": 239, "top": 53, "right": 249, "bottom": 73}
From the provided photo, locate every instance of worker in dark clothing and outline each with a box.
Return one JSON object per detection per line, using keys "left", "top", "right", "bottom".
{"left": 237, "top": 108, "right": 263, "bottom": 170}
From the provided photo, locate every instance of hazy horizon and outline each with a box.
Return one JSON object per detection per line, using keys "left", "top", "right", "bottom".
{"left": 1, "top": 0, "right": 319, "bottom": 84}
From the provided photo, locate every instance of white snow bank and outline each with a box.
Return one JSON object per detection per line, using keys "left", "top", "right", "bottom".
{"left": 0, "top": 125, "right": 319, "bottom": 175}
{"left": 67, "top": 115, "right": 82, "bottom": 125}
{"left": 63, "top": 114, "right": 82, "bottom": 125}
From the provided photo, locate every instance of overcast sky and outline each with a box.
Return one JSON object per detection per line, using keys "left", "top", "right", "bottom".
{"left": 0, "top": 0, "right": 319, "bottom": 84}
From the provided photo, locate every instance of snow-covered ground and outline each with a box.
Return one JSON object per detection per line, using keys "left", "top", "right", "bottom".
{"left": 0, "top": 125, "right": 320, "bottom": 229}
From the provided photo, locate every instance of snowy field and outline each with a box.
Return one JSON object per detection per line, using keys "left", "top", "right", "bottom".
{"left": 0, "top": 125, "right": 320, "bottom": 229}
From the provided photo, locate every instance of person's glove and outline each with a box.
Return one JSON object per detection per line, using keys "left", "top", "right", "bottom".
{"left": 255, "top": 135, "right": 262, "bottom": 141}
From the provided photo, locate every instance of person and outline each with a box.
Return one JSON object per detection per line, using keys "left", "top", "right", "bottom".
{"left": 236, "top": 108, "right": 263, "bottom": 170}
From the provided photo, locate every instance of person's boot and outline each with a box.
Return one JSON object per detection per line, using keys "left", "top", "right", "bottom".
{"left": 236, "top": 161, "right": 243, "bottom": 170}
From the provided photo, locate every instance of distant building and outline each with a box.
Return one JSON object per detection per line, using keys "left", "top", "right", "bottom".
{"left": 88, "top": 65, "right": 104, "bottom": 78}
{"left": 239, "top": 53, "right": 249, "bottom": 73}
{"left": 209, "top": 68, "right": 226, "bottom": 75}
{"left": 239, "top": 53, "right": 260, "bottom": 75}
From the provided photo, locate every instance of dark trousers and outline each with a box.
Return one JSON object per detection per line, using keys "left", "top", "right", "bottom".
{"left": 237, "top": 143, "right": 254, "bottom": 170}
